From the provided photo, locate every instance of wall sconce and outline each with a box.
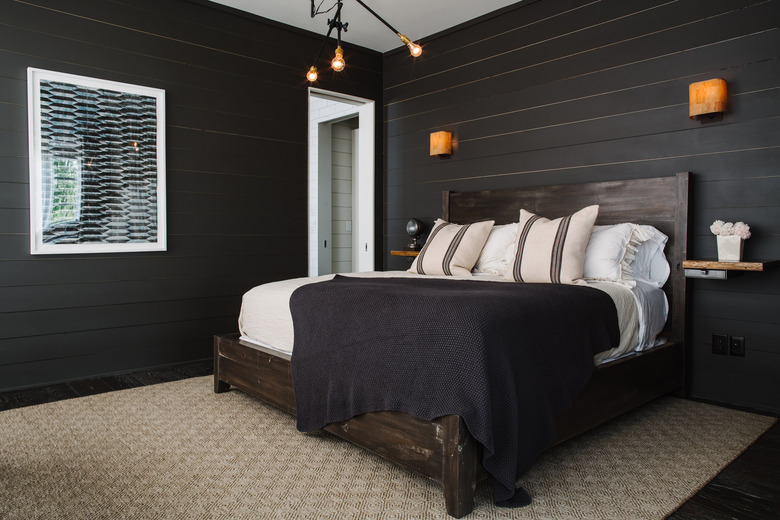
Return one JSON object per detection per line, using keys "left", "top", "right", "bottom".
{"left": 430, "top": 131, "right": 452, "bottom": 157}
{"left": 689, "top": 79, "right": 727, "bottom": 122}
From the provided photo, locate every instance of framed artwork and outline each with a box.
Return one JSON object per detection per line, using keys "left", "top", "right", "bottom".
{"left": 27, "top": 68, "right": 166, "bottom": 254}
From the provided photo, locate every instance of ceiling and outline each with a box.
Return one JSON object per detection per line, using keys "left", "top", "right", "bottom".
{"left": 209, "top": 0, "right": 522, "bottom": 53}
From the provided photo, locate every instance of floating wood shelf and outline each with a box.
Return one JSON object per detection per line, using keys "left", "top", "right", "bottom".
{"left": 683, "top": 259, "right": 778, "bottom": 280}
{"left": 390, "top": 250, "right": 420, "bottom": 257}
{"left": 682, "top": 260, "right": 777, "bottom": 271}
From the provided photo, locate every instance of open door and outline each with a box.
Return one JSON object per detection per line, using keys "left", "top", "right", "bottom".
{"left": 308, "top": 89, "right": 374, "bottom": 276}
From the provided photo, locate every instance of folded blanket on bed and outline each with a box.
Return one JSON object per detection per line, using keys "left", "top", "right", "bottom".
{"left": 290, "top": 275, "right": 619, "bottom": 506}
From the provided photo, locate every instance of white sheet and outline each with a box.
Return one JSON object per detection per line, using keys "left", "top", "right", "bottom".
{"left": 631, "top": 279, "right": 669, "bottom": 351}
{"left": 238, "top": 271, "right": 667, "bottom": 364}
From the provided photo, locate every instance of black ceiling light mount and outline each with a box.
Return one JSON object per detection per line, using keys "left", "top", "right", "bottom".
{"left": 307, "top": 0, "right": 422, "bottom": 82}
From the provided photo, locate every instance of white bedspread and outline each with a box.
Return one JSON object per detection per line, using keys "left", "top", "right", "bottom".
{"left": 238, "top": 271, "right": 667, "bottom": 364}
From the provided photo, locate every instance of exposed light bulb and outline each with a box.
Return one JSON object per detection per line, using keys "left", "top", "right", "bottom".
{"left": 307, "top": 66, "right": 318, "bottom": 82}
{"left": 398, "top": 34, "right": 422, "bottom": 57}
{"left": 331, "top": 46, "right": 345, "bottom": 72}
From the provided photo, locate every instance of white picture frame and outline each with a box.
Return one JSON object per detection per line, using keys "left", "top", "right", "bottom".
{"left": 27, "top": 68, "right": 166, "bottom": 254}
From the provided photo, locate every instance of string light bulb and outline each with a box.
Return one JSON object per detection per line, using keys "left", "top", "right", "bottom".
{"left": 307, "top": 66, "right": 319, "bottom": 82}
{"left": 399, "top": 34, "right": 422, "bottom": 57}
{"left": 331, "top": 46, "right": 345, "bottom": 72}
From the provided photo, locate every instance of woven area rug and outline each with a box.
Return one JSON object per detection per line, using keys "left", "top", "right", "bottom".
{"left": 0, "top": 376, "right": 775, "bottom": 519}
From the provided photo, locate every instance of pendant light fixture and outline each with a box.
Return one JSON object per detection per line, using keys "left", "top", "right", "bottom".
{"left": 307, "top": 0, "right": 423, "bottom": 82}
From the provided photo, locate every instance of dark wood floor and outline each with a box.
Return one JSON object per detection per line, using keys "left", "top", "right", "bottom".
{"left": 668, "top": 420, "right": 780, "bottom": 520}
{"left": 1, "top": 361, "right": 777, "bottom": 519}
{"left": 0, "top": 360, "right": 213, "bottom": 411}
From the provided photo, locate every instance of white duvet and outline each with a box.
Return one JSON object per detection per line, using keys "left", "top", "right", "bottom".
{"left": 238, "top": 271, "right": 667, "bottom": 365}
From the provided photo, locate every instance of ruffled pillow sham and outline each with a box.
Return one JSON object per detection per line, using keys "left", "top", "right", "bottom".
{"left": 583, "top": 223, "right": 670, "bottom": 287}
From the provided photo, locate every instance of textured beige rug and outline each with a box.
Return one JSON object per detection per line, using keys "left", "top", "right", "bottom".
{"left": 0, "top": 376, "right": 774, "bottom": 520}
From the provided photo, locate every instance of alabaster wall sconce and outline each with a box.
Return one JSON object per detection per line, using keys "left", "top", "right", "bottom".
{"left": 430, "top": 131, "right": 452, "bottom": 157}
{"left": 689, "top": 78, "right": 727, "bottom": 122}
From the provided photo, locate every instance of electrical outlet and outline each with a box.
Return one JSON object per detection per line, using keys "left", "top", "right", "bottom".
{"left": 730, "top": 336, "right": 745, "bottom": 357}
{"left": 712, "top": 333, "right": 728, "bottom": 355}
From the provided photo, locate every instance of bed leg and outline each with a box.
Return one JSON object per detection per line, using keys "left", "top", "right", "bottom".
{"left": 441, "top": 415, "right": 477, "bottom": 518}
{"left": 213, "top": 335, "right": 230, "bottom": 393}
{"left": 214, "top": 376, "right": 230, "bottom": 393}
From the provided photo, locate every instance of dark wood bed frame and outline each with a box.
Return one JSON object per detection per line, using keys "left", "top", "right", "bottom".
{"left": 214, "top": 172, "right": 690, "bottom": 518}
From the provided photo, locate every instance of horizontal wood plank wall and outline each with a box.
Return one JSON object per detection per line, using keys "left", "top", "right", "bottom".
{"left": 0, "top": 0, "right": 382, "bottom": 390}
{"left": 383, "top": 0, "right": 780, "bottom": 414}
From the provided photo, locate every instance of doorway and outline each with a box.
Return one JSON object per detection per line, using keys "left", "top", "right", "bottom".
{"left": 308, "top": 89, "right": 375, "bottom": 276}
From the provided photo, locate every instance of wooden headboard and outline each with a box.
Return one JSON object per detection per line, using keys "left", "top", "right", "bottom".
{"left": 442, "top": 173, "right": 690, "bottom": 344}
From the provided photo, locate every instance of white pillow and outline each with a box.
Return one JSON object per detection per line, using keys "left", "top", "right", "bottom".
{"left": 472, "top": 223, "right": 518, "bottom": 276}
{"left": 583, "top": 223, "right": 671, "bottom": 288}
{"left": 505, "top": 205, "right": 599, "bottom": 284}
{"left": 583, "top": 223, "right": 645, "bottom": 287}
{"left": 633, "top": 225, "right": 670, "bottom": 287}
{"left": 409, "top": 219, "right": 494, "bottom": 276}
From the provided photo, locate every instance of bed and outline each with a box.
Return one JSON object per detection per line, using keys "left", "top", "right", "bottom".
{"left": 213, "top": 172, "right": 689, "bottom": 517}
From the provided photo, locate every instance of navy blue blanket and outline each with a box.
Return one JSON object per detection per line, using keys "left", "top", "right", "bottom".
{"left": 290, "top": 275, "right": 619, "bottom": 506}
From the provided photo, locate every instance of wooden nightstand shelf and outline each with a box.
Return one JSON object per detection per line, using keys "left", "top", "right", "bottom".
{"left": 390, "top": 250, "right": 420, "bottom": 257}
{"left": 683, "top": 259, "right": 778, "bottom": 280}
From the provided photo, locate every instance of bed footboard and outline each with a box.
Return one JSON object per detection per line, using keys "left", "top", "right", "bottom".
{"left": 214, "top": 332, "right": 684, "bottom": 517}
{"left": 321, "top": 410, "right": 482, "bottom": 518}
{"left": 213, "top": 333, "right": 484, "bottom": 518}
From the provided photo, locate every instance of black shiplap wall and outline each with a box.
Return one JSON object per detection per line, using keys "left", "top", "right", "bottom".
{"left": 0, "top": 0, "right": 382, "bottom": 390}
{"left": 383, "top": 0, "right": 780, "bottom": 413}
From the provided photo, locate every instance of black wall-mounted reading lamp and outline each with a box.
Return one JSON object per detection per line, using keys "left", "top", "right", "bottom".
{"left": 307, "top": 0, "right": 422, "bottom": 83}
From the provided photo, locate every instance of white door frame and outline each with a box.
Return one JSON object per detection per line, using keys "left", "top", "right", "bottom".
{"left": 308, "top": 88, "right": 375, "bottom": 275}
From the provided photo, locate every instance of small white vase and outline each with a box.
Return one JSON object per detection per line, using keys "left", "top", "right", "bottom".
{"left": 717, "top": 235, "right": 743, "bottom": 262}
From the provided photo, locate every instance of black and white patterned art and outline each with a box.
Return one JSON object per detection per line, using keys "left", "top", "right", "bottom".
{"left": 28, "top": 68, "right": 166, "bottom": 254}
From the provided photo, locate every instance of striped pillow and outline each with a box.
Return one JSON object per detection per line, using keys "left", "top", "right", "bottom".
{"left": 505, "top": 205, "right": 599, "bottom": 284}
{"left": 409, "top": 219, "right": 494, "bottom": 276}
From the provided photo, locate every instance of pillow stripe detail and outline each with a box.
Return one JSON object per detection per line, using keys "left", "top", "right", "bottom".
{"left": 505, "top": 205, "right": 598, "bottom": 284}
{"left": 408, "top": 219, "right": 494, "bottom": 277}
{"left": 550, "top": 215, "right": 572, "bottom": 284}
{"left": 442, "top": 224, "right": 471, "bottom": 275}
{"left": 415, "top": 222, "right": 450, "bottom": 274}
{"left": 512, "top": 215, "right": 541, "bottom": 282}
